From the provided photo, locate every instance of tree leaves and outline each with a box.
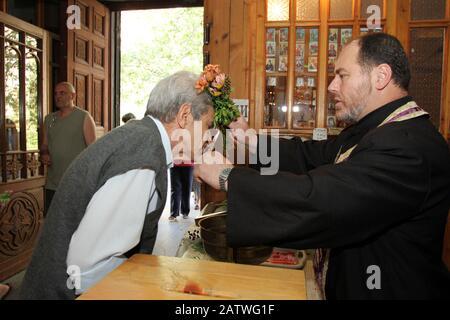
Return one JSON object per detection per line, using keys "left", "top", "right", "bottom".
{"left": 121, "top": 8, "right": 204, "bottom": 118}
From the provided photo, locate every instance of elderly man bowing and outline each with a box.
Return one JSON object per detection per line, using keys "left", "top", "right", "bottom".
{"left": 21, "top": 71, "right": 214, "bottom": 299}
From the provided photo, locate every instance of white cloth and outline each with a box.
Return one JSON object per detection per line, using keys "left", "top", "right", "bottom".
{"left": 66, "top": 116, "right": 173, "bottom": 295}
{"left": 148, "top": 115, "right": 173, "bottom": 169}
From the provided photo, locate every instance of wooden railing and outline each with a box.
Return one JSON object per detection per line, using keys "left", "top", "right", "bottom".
{"left": 0, "top": 151, "right": 44, "bottom": 183}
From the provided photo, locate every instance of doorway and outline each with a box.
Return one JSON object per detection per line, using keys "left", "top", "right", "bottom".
{"left": 118, "top": 7, "right": 204, "bottom": 250}
{"left": 119, "top": 7, "right": 204, "bottom": 123}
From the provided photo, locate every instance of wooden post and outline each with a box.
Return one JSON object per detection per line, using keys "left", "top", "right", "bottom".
{"left": 0, "top": 0, "right": 6, "bottom": 12}
{"left": 316, "top": 0, "right": 329, "bottom": 129}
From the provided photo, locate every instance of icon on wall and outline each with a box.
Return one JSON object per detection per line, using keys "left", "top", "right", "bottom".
{"left": 266, "top": 58, "right": 275, "bottom": 72}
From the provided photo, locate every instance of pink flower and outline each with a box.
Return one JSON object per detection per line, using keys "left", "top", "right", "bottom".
{"left": 204, "top": 64, "right": 221, "bottom": 74}
{"left": 203, "top": 64, "right": 221, "bottom": 82}
{"left": 212, "top": 73, "right": 226, "bottom": 90}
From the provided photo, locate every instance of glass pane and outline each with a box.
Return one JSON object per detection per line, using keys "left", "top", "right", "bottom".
{"left": 293, "top": 77, "right": 317, "bottom": 128}
{"left": 5, "top": 46, "right": 21, "bottom": 151}
{"left": 409, "top": 28, "right": 445, "bottom": 129}
{"left": 307, "top": 29, "right": 319, "bottom": 73}
{"left": 411, "top": 0, "right": 446, "bottom": 20}
{"left": 267, "top": 0, "right": 290, "bottom": 21}
{"left": 26, "top": 52, "right": 39, "bottom": 151}
{"left": 265, "top": 27, "right": 288, "bottom": 128}
{"left": 265, "top": 76, "right": 287, "bottom": 127}
{"left": 295, "top": 28, "right": 305, "bottom": 72}
{"left": 265, "top": 28, "right": 289, "bottom": 73}
{"left": 4, "top": 26, "right": 19, "bottom": 42}
{"left": 330, "top": 0, "right": 353, "bottom": 20}
{"left": 327, "top": 27, "right": 353, "bottom": 129}
{"left": 25, "top": 35, "right": 38, "bottom": 48}
{"left": 7, "top": 0, "right": 37, "bottom": 25}
{"left": 360, "top": 0, "right": 384, "bottom": 19}
{"left": 292, "top": 27, "right": 318, "bottom": 129}
{"left": 296, "top": 0, "right": 319, "bottom": 20}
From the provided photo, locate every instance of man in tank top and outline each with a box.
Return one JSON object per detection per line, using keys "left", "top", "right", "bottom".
{"left": 40, "top": 82, "right": 96, "bottom": 216}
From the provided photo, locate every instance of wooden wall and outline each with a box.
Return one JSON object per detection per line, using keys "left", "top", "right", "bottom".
{"left": 201, "top": 0, "right": 257, "bottom": 205}
{"left": 204, "top": 0, "right": 257, "bottom": 127}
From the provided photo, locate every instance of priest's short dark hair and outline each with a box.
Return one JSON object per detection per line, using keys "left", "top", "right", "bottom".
{"left": 357, "top": 33, "right": 411, "bottom": 91}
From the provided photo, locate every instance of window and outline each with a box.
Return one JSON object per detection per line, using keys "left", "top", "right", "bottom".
{"left": 0, "top": 20, "right": 46, "bottom": 182}
{"left": 408, "top": 0, "right": 449, "bottom": 131}
{"left": 261, "top": 0, "right": 386, "bottom": 133}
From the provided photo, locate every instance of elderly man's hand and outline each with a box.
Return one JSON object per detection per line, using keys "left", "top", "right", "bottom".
{"left": 228, "top": 116, "right": 249, "bottom": 131}
{"left": 41, "top": 154, "right": 52, "bottom": 166}
{"left": 228, "top": 116, "right": 257, "bottom": 154}
{"left": 194, "top": 151, "right": 233, "bottom": 191}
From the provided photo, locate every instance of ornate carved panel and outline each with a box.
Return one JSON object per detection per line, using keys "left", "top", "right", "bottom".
{"left": 93, "top": 44, "right": 104, "bottom": 68}
{"left": 5, "top": 153, "right": 23, "bottom": 181}
{"left": 1, "top": 152, "right": 44, "bottom": 183}
{"left": 74, "top": 73, "right": 89, "bottom": 110}
{"left": 0, "top": 192, "right": 41, "bottom": 257}
{"left": 93, "top": 78, "right": 104, "bottom": 126}
{"left": 75, "top": 36, "right": 89, "bottom": 64}
{"left": 26, "top": 152, "right": 41, "bottom": 178}
{"left": 0, "top": 187, "right": 44, "bottom": 281}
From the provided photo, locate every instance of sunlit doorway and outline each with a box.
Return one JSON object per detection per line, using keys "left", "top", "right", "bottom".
{"left": 120, "top": 7, "right": 204, "bottom": 123}
{"left": 119, "top": 8, "right": 204, "bottom": 249}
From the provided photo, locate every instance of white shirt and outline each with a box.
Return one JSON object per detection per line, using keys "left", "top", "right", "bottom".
{"left": 66, "top": 116, "right": 172, "bottom": 295}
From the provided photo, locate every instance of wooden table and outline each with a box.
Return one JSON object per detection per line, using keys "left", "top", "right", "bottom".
{"left": 78, "top": 254, "right": 307, "bottom": 300}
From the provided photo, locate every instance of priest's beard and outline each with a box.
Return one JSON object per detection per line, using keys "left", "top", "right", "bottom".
{"left": 336, "top": 78, "right": 372, "bottom": 125}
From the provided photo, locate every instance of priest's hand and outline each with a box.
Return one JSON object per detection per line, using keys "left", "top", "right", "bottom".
{"left": 229, "top": 116, "right": 257, "bottom": 154}
{"left": 194, "top": 151, "right": 233, "bottom": 191}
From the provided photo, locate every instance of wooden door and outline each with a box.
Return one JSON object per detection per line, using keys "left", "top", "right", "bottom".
{"left": 66, "top": 0, "right": 110, "bottom": 137}
{"left": 0, "top": 11, "right": 50, "bottom": 281}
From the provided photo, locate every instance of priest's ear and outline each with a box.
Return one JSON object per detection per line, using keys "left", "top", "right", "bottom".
{"left": 176, "top": 103, "right": 193, "bottom": 129}
{"left": 374, "top": 63, "right": 392, "bottom": 90}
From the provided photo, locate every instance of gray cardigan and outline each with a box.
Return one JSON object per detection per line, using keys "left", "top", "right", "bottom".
{"left": 21, "top": 117, "right": 168, "bottom": 300}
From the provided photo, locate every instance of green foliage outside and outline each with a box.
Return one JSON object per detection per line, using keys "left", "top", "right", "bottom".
{"left": 120, "top": 8, "right": 204, "bottom": 122}
{"left": 4, "top": 27, "right": 40, "bottom": 152}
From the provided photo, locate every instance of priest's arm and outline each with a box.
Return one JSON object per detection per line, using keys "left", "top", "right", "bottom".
{"left": 230, "top": 116, "right": 341, "bottom": 175}
{"left": 196, "top": 128, "right": 429, "bottom": 250}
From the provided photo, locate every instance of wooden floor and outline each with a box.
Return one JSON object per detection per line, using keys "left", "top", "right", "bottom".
{"left": 153, "top": 192, "right": 201, "bottom": 257}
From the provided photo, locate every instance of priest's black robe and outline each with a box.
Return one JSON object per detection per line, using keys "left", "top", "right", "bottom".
{"left": 226, "top": 96, "right": 450, "bottom": 300}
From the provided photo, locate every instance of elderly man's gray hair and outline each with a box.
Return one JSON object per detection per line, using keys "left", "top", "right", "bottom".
{"left": 145, "top": 71, "right": 213, "bottom": 123}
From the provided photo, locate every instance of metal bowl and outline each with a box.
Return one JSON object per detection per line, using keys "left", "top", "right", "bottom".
{"left": 199, "top": 214, "right": 273, "bottom": 265}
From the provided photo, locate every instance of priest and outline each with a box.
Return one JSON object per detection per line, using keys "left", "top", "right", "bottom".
{"left": 195, "top": 33, "right": 450, "bottom": 299}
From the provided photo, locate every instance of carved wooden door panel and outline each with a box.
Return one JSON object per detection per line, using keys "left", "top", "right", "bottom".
{"left": 0, "top": 11, "right": 49, "bottom": 281}
{"left": 67, "top": 0, "right": 110, "bottom": 136}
